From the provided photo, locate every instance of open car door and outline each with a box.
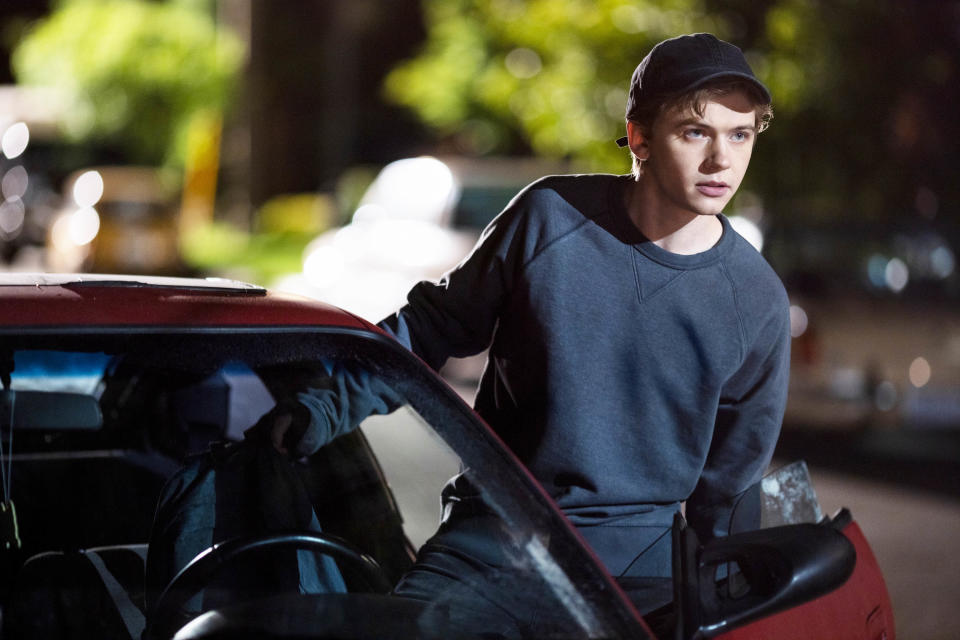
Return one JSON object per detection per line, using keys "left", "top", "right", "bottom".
{"left": 673, "top": 461, "right": 895, "bottom": 640}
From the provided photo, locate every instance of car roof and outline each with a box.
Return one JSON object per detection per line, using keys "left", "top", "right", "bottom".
{"left": 0, "top": 273, "right": 376, "bottom": 330}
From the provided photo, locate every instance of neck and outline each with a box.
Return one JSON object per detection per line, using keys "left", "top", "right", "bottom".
{"left": 624, "top": 178, "right": 723, "bottom": 255}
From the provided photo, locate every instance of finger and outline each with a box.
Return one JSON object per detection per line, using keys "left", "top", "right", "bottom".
{"left": 270, "top": 412, "right": 293, "bottom": 454}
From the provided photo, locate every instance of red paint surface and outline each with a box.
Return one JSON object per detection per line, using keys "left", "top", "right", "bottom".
{"left": 0, "top": 284, "right": 376, "bottom": 331}
{"left": 716, "top": 521, "right": 895, "bottom": 640}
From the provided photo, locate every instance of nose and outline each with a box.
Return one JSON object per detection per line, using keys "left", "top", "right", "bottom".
{"left": 702, "top": 139, "right": 732, "bottom": 172}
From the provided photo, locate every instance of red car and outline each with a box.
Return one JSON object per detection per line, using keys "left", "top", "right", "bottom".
{"left": 0, "top": 274, "right": 894, "bottom": 639}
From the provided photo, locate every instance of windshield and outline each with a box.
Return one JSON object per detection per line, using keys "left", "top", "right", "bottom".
{"left": 0, "top": 329, "right": 647, "bottom": 640}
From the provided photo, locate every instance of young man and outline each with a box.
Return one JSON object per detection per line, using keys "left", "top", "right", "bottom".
{"left": 265, "top": 32, "right": 790, "bottom": 622}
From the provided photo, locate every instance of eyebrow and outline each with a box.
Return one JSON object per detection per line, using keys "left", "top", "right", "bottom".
{"left": 676, "top": 118, "right": 758, "bottom": 133}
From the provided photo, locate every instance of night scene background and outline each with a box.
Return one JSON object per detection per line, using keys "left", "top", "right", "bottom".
{"left": 1, "top": 1, "right": 958, "bottom": 637}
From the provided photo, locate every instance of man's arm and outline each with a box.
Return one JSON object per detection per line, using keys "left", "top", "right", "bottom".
{"left": 685, "top": 304, "right": 791, "bottom": 542}
{"left": 247, "top": 358, "right": 404, "bottom": 457}
{"left": 259, "top": 185, "right": 544, "bottom": 456}
{"left": 377, "top": 188, "right": 541, "bottom": 370}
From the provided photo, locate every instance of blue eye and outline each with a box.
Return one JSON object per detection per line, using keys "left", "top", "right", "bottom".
{"left": 731, "top": 130, "right": 751, "bottom": 142}
{"left": 685, "top": 128, "right": 705, "bottom": 139}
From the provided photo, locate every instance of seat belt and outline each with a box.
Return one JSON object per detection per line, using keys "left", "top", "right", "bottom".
{"left": 85, "top": 547, "right": 147, "bottom": 640}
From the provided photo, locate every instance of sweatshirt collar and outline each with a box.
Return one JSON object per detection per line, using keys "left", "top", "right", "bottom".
{"left": 606, "top": 174, "right": 736, "bottom": 269}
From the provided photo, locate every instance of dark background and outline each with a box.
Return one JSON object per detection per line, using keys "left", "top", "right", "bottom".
{"left": 3, "top": 0, "right": 958, "bottom": 228}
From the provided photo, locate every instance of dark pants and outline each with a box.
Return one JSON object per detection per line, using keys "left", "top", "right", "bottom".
{"left": 392, "top": 505, "right": 675, "bottom": 639}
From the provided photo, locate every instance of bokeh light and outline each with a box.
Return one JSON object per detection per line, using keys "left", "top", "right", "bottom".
{"left": 908, "top": 357, "right": 931, "bottom": 388}
{"left": 68, "top": 207, "right": 101, "bottom": 246}
{"left": 72, "top": 170, "right": 105, "bottom": 208}
{"left": 884, "top": 257, "right": 909, "bottom": 292}
{"left": 505, "top": 48, "right": 542, "bottom": 79}
{"left": 1, "top": 122, "right": 30, "bottom": 159}
{"left": 1, "top": 166, "right": 29, "bottom": 201}
{"left": 930, "top": 246, "right": 955, "bottom": 279}
{"left": 874, "top": 380, "right": 897, "bottom": 411}
{"left": 0, "top": 197, "right": 26, "bottom": 239}
{"left": 788, "top": 304, "right": 808, "bottom": 338}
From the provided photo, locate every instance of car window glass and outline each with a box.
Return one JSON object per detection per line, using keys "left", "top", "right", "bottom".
{"left": 359, "top": 406, "right": 459, "bottom": 548}
{"left": 1, "top": 332, "right": 648, "bottom": 640}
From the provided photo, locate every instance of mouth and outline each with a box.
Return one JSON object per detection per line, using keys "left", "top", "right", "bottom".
{"left": 695, "top": 181, "right": 730, "bottom": 197}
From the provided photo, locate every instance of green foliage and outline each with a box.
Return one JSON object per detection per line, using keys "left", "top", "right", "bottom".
{"left": 180, "top": 221, "right": 316, "bottom": 287}
{"left": 386, "top": 0, "right": 960, "bottom": 224}
{"left": 254, "top": 193, "right": 340, "bottom": 235}
{"left": 11, "top": 0, "right": 244, "bottom": 168}
{"left": 385, "top": 0, "right": 792, "bottom": 173}
{"left": 181, "top": 193, "right": 339, "bottom": 285}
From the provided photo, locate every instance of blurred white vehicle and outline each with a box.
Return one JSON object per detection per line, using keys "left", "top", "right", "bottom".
{"left": 276, "top": 155, "right": 570, "bottom": 323}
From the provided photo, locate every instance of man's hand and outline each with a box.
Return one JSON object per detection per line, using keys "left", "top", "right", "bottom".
{"left": 244, "top": 401, "right": 309, "bottom": 457}
{"left": 269, "top": 411, "right": 294, "bottom": 456}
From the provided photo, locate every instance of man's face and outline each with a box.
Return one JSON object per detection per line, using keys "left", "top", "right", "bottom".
{"left": 632, "top": 89, "right": 758, "bottom": 218}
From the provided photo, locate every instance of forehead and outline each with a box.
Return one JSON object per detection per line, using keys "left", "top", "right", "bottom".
{"left": 658, "top": 88, "right": 760, "bottom": 129}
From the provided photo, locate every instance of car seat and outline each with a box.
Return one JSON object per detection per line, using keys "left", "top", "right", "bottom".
{"left": 2, "top": 543, "right": 148, "bottom": 640}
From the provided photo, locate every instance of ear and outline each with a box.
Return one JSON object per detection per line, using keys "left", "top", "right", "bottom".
{"left": 626, "top": 121, "right": 650, "bottom": 162}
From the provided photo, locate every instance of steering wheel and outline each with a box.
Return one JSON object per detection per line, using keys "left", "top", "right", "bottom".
{"left": 146, "top": 531, "right": 392, "bottom": 640}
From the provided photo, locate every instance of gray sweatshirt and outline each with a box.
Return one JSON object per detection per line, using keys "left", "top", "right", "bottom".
{"left": 378, "top": 173, "right": 791, "bottom": 576}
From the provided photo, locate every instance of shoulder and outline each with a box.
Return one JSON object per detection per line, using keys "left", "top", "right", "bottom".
{"left": 499, "top": 173, "right": 622, "bottom": 239}
{"left": 519, "top": 173, "right": 622, "bottom": 213}
{"left": 721, "top": 223, "right": 790, "bottom": 330}
{"left": 722, "top": 224, "right": 788, "bottom": 300}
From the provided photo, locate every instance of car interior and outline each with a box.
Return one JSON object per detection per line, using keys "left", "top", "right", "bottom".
{"left": 0, "top": 333, "right": 416, "bottom": 640}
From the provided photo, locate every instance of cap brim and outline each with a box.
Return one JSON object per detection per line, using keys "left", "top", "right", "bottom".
{"left": 682, "top": 70, "right": 772, "bottom": 104}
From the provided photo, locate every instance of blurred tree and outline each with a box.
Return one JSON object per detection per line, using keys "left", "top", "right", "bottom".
{"left": 10, "top": 0, "right": 244, "bottom": 168}
{"left": 385, "top": 0, "right": 959, "bottom": 225}
{"left": 740, "top": 0, "right": 960, "bottom": 225}
{"left": 385, "top": 0, "right": 750, "bottom": 172}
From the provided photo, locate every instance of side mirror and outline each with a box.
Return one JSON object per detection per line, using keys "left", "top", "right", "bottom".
{"left": 673, "top": 510, "right": 856, "bottom": 639}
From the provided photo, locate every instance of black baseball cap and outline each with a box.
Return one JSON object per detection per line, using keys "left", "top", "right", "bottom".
{"left": 616, "top": 33, "right": 770, "bottom": 147}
